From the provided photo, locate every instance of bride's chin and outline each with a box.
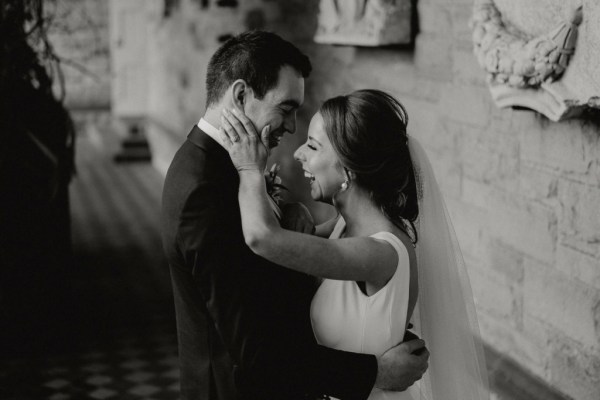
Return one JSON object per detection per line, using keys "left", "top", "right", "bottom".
{"left": 309, "top": 185, "right": 321, "bottom": 201}
{"left": 309, "top": 189, "right": 319, "bottom": 201}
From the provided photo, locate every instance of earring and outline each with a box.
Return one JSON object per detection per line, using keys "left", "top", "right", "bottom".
{"left": 340, "top": 167, "right": 352, "bottom": 192}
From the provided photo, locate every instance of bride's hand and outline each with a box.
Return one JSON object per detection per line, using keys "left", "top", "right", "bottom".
{"left": 219, "top": 108, "right": 271, "bottom": 173}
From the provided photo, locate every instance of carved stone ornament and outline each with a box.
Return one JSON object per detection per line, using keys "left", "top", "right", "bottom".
{"left": 314, "top": 0, "right": 412, "bottom": 46}
{"left": 471, "top": 0, "right": 600, "bottom": 121}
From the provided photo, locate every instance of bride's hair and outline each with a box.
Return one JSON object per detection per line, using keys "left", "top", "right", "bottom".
{"left": 320, "top": 89, "right": 419, "bottom": 243}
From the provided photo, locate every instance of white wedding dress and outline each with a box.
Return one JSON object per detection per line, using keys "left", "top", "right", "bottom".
{"left": 311, "top": 218, "right": 421, "bottom": 400}
{"left": 310, "top": 137, "right": 489, "bottom": 400}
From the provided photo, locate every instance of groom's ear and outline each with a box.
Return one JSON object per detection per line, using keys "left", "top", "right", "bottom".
{"left": 231, "top": 79, "right": 249, "bottom": 110}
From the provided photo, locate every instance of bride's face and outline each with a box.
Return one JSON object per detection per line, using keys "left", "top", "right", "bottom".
{"left": 294, "top": 112, "right": 346, "bottom": 204}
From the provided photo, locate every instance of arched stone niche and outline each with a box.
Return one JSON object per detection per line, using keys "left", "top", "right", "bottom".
{"left": 314, "top": 0, "right": 412, "bottom": 46}
{"left": 471, "top": 0, "right": 600, "bottom": 121}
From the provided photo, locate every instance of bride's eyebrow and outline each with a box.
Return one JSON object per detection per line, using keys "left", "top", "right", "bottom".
{"left": 308, "top": 136, "right": 322, "bottom": 146}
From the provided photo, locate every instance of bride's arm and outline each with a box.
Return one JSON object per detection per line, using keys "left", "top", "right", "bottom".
{"left": 220, "top": 109, "right": 397, "bottom": 283}
{"left": 237, "top": 169, "right": 396, "bottom": 282}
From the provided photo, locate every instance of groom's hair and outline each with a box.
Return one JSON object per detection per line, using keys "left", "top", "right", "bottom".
{"left": 205, "top": 30, "right": 311, "bottom": 108}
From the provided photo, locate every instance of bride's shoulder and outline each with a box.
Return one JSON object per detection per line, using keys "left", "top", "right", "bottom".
{"left": 373, "top": 226, "right": 415, "bottom": 258}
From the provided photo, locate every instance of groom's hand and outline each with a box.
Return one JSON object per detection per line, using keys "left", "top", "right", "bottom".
{"left": 280, "top": 202, "right": 315, "bottom": 234}
{"left": 374, "top": 338, "right": 429, "bottom": 391}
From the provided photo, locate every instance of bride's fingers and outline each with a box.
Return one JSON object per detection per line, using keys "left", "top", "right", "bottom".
{"left": 220, "top": 115, "right": 240, "bottom": 143}
{"left": 218, "top": 126, "right": 233, "bottom": 149}
{"left": 231, "top": 108, "right": 259, "bottom": 139}
{"left": 260, "top": 125, "right": 271, "bottom": 149}
{"left": 222, "top": 109, "right": 251, "bottom": 140}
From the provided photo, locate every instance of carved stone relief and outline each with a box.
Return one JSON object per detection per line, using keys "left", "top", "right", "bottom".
{"left": 314, "top": 0, "right": 412, "bottom": 46}
{"left": 471, "top": 0, "right": 600, "bottom": 121}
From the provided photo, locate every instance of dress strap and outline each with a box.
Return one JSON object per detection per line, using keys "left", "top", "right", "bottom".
{"left": 369, "top": 231, "right": 406, "bottom": 263}
{"left": 329, "top": 216, "right": 346, "bottom": 239}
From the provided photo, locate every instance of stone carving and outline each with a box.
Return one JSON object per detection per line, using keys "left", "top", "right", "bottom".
{"left": 314, "top": 0, "right": 412, "bottom": 46}
{"left": 470, "top": 0, "right": 600, "bottom": 121}
{"left": 472, "top": 2, "right": 582, "bottom": 88}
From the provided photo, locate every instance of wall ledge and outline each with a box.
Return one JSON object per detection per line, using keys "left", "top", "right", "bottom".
{"left": 484, "top": 344, "right": 572, "bottom": 400}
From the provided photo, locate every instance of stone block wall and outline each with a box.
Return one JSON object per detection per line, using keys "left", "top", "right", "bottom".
{"left": 108, "top": 0, "right": 599, "bottom": 398}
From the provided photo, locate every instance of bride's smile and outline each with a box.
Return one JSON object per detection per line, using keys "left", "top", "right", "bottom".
{"left": 294, "top": 112, "right": 347, "bottom": 204}
{"left": 303, "top": 170, "right": 315, "bottom": 183}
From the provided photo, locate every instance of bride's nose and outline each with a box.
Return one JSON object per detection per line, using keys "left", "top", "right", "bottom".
{"left": 293, "top": 146, "right": 305, "bottom": 163}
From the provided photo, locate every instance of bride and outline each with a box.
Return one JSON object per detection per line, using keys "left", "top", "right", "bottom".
{"left": 219, "top": 89, "right": 489, "bottom": 400}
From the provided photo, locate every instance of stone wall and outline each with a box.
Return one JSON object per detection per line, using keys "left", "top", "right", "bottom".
{"left": 114, "top": 0, "right": 599, "bottom": 398}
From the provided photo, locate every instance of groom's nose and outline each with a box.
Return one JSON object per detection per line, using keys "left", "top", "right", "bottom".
{"left": 283, "top": 113, "right": 297, "bottom": 134}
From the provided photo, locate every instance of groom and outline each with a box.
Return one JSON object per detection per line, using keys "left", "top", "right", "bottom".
{"left": 162, "top": 31, "right": 429, "bottom": 400}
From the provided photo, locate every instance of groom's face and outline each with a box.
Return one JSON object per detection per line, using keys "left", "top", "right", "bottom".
{"left": 244, "top": 65, "right": 304, "bottom": 149}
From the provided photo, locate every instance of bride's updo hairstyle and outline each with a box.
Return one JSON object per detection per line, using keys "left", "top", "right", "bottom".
{"left": 320, "top": 89, "right": 419, "bottom": 243}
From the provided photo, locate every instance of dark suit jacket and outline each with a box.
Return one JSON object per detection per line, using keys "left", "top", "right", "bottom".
{"left": 161, "top": 126, "right": 377, "bottom": 400}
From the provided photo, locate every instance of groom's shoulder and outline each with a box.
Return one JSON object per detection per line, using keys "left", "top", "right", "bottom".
{"left": 165, "top": 128, "right": 224, "bottom": 181}
{"left": 169, "top": 139, "right": 209, "bottom": 173}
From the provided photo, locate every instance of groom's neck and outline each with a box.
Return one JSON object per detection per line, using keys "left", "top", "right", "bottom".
{"left": 203, "top": 106, "right": 222, "bottom": 129}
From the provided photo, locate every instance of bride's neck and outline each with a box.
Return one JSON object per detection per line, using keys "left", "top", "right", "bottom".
{"left": 336, "top": 187, "right": 387, "bottom": 237}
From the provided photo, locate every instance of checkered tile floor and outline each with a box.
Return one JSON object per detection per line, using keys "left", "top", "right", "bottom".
{"left": 1, "top": 327, "right": 179, "bottom": 400}
{"left": 0, "top": 116, "right": 180, "bottom": 399}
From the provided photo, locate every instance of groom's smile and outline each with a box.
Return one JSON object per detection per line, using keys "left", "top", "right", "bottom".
{"left": 268, "top": 129, "right": 286, "bottom": 148}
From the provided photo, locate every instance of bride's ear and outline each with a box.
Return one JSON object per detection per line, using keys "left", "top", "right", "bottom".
{"left": 343, "top": 168, "right": 355, "bottom": 182}
{"left": 231, "top": 79, "right": 250, "bottom": 111}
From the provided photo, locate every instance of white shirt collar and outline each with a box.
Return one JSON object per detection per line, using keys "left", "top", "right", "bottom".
{"left": 197, "top": 118, "right": 224, "bottom": 148}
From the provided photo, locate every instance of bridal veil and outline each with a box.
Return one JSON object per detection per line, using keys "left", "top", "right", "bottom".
{"left": 408, "top": 137, "right": 490, "bottom": 400}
